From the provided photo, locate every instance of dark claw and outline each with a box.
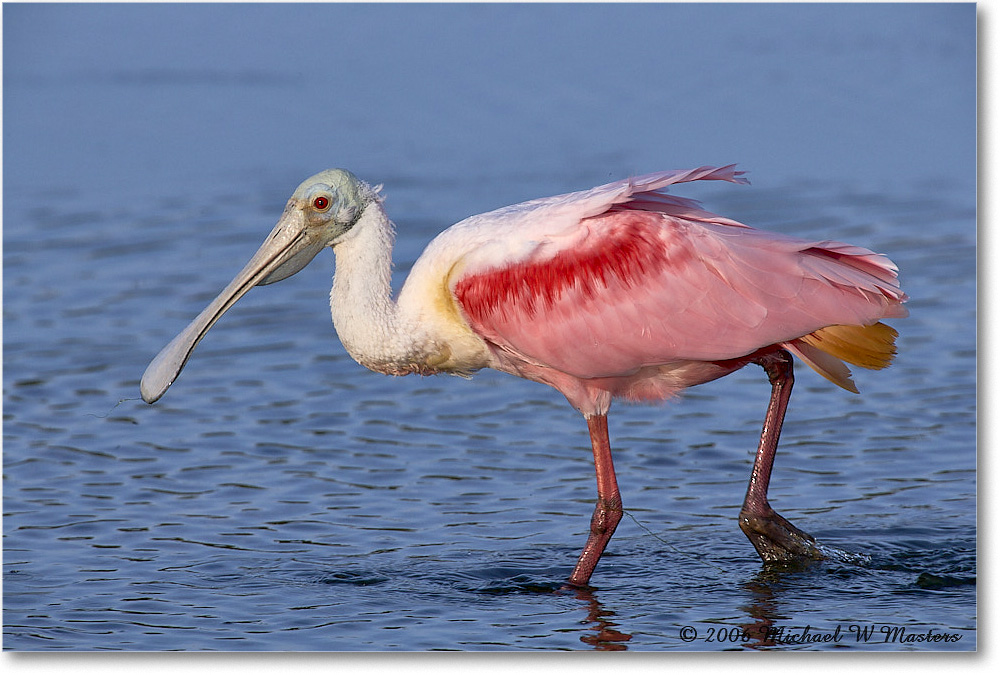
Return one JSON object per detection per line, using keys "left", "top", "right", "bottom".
{"left": 739, "top": 506, "right": 826, "bottom": 563}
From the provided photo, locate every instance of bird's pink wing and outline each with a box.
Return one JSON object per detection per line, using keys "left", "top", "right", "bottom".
{"left": 452, "top": 191, "right": 906, "bottom": 382}
{"left": 427, "top": 166, "right": 750, "bottom": 275}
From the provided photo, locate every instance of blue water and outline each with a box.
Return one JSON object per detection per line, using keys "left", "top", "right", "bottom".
{"left": 3, "top": 3, "right": 975, "bottom": 651}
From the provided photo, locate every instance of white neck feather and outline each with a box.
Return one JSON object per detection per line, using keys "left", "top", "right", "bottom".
{"left": 329, "top": 201, "right": 428, "bottom": 374}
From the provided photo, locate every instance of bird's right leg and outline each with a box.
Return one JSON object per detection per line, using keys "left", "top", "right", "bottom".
{"left": 567, "top": 413, "right": 623, "bottom": 587}
{"left": 739, "top": 350, "right": 826, "bottom": 562}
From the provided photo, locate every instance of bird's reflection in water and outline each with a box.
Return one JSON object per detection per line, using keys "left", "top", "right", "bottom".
{"left": 569, "top": 586, "right": 634, "bottom": 650}
{"left": 738, "top": 561, "right": 818, "bottom": 649}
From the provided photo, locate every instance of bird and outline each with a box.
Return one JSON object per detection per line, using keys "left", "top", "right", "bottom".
{"left": 141, "top": 166, "right": 907, "bottom": 587}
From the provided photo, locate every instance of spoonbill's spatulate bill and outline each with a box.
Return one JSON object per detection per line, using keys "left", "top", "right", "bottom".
{"left": 141, "top": 166, "right": 907, "bottom": 586}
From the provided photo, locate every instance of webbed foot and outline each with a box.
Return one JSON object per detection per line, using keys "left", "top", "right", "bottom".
{"left": 739, "top": 505, "right": 825, "bottom": 563}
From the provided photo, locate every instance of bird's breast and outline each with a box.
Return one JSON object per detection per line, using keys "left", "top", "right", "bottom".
{"left": 395, "top": 256, "right": 494, "bottom": 377}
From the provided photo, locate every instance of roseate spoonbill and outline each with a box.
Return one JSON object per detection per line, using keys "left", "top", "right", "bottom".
{"left": 141, "top": 166, "right": 907, "bottom": 586}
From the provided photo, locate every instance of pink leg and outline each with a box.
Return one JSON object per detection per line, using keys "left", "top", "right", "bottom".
{"left": 567, "top": 414, "right": 623, "bottom": 587}
{"left": 739, "top": 350, "right": 825, "bottom": 562}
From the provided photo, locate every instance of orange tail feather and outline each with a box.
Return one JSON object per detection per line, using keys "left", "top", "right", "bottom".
{"left": 784, "top": 322, "right": 899, "bottom": 393}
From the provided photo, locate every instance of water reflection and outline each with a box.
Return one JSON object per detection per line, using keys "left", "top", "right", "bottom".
{"left": 739, "top": 542, "right": 875, "bottom": 648}
{"left": 738, "top": 564, "right": 812, "bottom": 649}
{"left": 738, "top": 558, "right": 876, "bottom": 649}
{"left": 569, "top": 586, "right": 634, "bottom": 651}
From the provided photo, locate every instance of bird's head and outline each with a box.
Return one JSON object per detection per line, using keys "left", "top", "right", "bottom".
{"left": 259, "top": 169, "right": 377, "bottom": 282}
{"left": 139, "top": 169, "right": 376, "bottom": 404}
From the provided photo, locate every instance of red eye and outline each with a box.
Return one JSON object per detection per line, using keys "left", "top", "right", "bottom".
{"left": 313, "top": 196, "right": 330, "bottom": 210}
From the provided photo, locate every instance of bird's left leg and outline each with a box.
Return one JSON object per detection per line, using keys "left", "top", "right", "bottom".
{"left": 567, "top": 414, "right": 623, "bottom": 587}
{"left": 739, "top": 349, "right": 825, "bottom": 562}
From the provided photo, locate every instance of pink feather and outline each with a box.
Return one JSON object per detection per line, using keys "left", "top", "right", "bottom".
{"left": 450, "top": 169, "right": 906, "bottom": 413}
